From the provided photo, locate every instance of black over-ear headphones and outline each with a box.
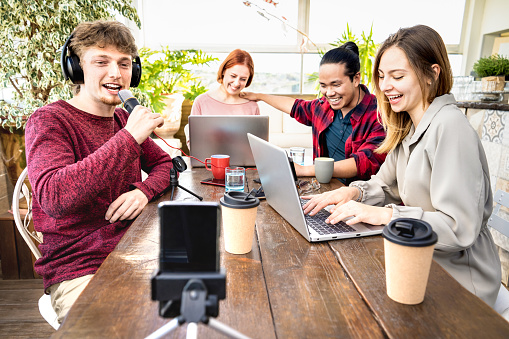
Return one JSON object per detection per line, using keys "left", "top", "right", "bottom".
{"left": 60, "top": 33, "right": 142, "bottom": 87}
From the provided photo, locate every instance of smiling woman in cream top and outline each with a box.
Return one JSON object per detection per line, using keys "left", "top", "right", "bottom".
{"left": 191, "top": 91, "right": 259, "bottom": 115}
{"left": 191, "top": 49, "right": 259, "bottom": 116}
{"left": 185, "top": 49, "right": 259, "bottom": 148}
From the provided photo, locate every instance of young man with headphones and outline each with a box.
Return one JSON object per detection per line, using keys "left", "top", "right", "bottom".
{"left": 25, "top": 20, "right": 173, "bottom": 324}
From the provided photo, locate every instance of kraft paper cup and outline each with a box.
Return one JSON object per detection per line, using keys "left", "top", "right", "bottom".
{"left": 220, "top": 191, "right": 260, "bottom": 254}
{"left": 382, "top": 218, "right": 438, "bottom": 305}
{"left": 314, "top": 157, "right": 334, "bottom": 183}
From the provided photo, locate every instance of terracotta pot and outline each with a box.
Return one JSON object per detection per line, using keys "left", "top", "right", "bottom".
{"left": 175, "top": 99, "right": 193, "bottom": 155}
{"left": 154, "top": 93, "right": 185, "bottom": 139}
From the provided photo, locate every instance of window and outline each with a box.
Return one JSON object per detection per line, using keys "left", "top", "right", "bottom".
{"left": 309, "top": 0, "right": 466, "bottom": 46}
{"left": 136, "top": 0, "right": 467, "bottom": 94}
{"left": 139, "top": 0, "right": 300, "bottom": 50}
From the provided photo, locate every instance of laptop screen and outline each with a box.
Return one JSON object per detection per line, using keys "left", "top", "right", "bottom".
{"left": 189, "top": 115, "right": 269, "bottom": 167}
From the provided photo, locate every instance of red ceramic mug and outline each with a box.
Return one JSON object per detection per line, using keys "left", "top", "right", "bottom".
{"left": 205, "top": 155, "right": 230, "bottom": 180}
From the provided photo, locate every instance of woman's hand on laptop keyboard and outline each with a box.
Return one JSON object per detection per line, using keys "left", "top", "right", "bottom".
{"left": 301, "top": 187, "right": 358, "bottom": 217}
{"left": 327, "top": 201, "right": 393, "bottom": 226}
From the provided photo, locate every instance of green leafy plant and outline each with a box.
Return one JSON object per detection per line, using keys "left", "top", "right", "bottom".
{"left": 473, "top": 54, "right": 509, "bottom": 78}
{"left": 331, "top": 23, "right": 377, "bottom": 88}
{"left": 0, "top": 0, "right": 141, "bottom": 132}
{"left": 137, "top": 47, "right": 218, "bottom": 113}
{"left": 307, "top": 23, "right": 378, "bottom": 94}
{"left": 183, "top": 81, "right": 208, "bottom": 102}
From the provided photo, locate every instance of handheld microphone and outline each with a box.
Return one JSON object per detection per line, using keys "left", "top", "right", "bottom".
{"left": 118, "top": 89, "right": 139, "bottom": 114}
{"left": 117, "top": 90, "right": 208, "bottom": 168}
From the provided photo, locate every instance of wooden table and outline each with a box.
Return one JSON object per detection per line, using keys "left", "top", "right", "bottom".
{"left": 53, "top": 168, "right": 509, "bottom": 338}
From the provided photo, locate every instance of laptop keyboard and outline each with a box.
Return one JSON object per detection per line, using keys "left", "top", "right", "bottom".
{"left": 299, "top": 198, "right": 355, "bottom": 235}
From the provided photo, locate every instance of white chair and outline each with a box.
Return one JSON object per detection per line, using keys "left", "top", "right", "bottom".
{"left": 488, "top": 189, "right": 509, "bottom": 321}
{"left": 12, "top": 167, "right": 60, "bottom": 330}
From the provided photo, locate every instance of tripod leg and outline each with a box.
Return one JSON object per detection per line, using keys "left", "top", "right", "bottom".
{"left": 207, "top": 318, "right": 252, "bottom": 339}
{"left": 177, "top": 184, "right": 203, "bottom": 201}
{"left": 145, "top": 317, "right": 181, "bottom": 339}
{"left": 170, "top": 186, "right": 175, "bottom": 201}
{"left": 186, "top": 322, "right": 198, "bottom": 339}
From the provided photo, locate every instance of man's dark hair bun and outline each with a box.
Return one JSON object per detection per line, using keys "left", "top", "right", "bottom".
{"left": 341, "top": 41, "right": 359, "bottom": 56}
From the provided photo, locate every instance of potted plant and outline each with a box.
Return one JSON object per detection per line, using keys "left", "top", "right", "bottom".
{"left": 137, "top": 47, "right": 217, "bottom": 140}
{"left": 307, "top": 23, "right": 378, "bottom": 93}
{"left": 472, "top": 54, "right": 509, "bottom": 92}
{"left": 0, "top": 0, "right": 141, "bottom": 197}
{"left": 330, "top": 23, "right": 378, "bottom": 89}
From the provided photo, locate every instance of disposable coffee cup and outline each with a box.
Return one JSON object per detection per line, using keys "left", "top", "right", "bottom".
{"left": 382, "top": 218, "right": 438, "bottom": 305}
{"left": 220, "top": 191, "right": 260, "bottom": 254}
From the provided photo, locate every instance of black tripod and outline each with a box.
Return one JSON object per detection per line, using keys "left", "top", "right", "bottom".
{"left": 147, "top": 272, "right": 249, "bottom": 339}
{"left": 169, "top": 156, "right": 203, "bottom": 201}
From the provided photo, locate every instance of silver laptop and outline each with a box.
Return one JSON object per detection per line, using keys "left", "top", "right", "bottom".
{"left": 189, "top": 115, "right": 269, "bottom": 167}
{"left": 248, "top": 133, "right": 384, "bottom": 242}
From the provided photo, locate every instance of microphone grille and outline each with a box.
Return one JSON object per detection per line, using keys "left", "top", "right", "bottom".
{"left": 118, "top": 89, "right": 134, "bottom": 104}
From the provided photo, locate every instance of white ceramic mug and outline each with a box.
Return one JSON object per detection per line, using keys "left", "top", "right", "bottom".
{"left": 314, "top": 157, "right": 334, "bottom": 183}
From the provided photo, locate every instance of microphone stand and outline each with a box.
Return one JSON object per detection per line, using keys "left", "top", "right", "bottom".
{"left": 170, "top": 168, "right": 203, "bottom": 201}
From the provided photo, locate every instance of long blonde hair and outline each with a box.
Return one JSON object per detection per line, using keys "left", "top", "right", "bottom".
{"left": 374, "top": 25, "right": 453, "bottom": 154}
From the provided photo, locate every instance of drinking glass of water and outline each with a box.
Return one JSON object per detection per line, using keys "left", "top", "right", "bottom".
{"left": 225, "top": 167, "right": 245, "bottom": 192}
{"left": 290, "top": 147, "right": 305, "bottom": 165}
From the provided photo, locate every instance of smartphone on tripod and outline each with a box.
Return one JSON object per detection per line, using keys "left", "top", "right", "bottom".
{"left": 158, "top": 201, "right": 220, "bottom": 272}
{"left": 152, "top": 201, "right": 224, "bottom": 319}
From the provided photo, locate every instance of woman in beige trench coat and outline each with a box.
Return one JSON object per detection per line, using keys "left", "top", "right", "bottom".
{"left": 302, "top": 25, "right": 501, "bottom": 307}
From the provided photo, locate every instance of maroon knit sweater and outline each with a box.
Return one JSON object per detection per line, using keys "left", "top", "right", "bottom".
{"left": 25, "top": 100, "right": 173, "bottom": 290}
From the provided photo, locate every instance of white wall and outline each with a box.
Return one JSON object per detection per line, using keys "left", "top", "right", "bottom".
{"left": 462, "top": 0, "right": 509, "bottom": 75}
{"left": 482, "top": 0, "right": 509, "bottom": 33}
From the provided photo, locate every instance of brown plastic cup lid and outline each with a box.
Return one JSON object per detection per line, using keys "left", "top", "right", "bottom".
{"left": 220, "top": 191, "right": 260, "bottom": 209}
{"left": 382, "top": 218, "right": 438, "bottom": 247}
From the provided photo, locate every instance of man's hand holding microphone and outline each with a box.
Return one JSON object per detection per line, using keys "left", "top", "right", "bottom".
{"left": 105, "top": 89, "right": 164, "bottom": 223}
{"left": 118, "top": 89, "right": 164, "bottom": 145}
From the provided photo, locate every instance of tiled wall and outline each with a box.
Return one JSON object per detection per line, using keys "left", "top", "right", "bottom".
{"left": 468, "top": 108, "right": 509, "bottom": 285}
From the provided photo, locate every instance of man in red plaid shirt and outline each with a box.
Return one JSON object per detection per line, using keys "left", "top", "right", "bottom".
{"left": 242, "top": 42, "right": 386, "bottom": 184}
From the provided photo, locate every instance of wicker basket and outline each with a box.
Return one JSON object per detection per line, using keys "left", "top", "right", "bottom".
{"left": 481, "top": 76, "right": 505, "bottom": 92}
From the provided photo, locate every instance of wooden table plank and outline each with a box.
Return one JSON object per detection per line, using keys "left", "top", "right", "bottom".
{"left": 330, "top": 237, "right": 509, "bottom": 338}
{"left": 254, "top": 178, "right": 384, "bottom": 338}
{"left": 256, "top": 199, "right": 385, "bottom": 338}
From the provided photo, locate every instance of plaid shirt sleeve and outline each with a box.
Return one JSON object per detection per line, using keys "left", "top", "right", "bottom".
{"left": 346, "top": 91, "right": 387, "bottom": 182}
{"left": 291, "top": 98, "right": 332, "bottom": 158}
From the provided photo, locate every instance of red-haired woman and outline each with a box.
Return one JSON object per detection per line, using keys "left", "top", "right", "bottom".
{"left": 191, "top": 49, "right": 259, "bottom": 116}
